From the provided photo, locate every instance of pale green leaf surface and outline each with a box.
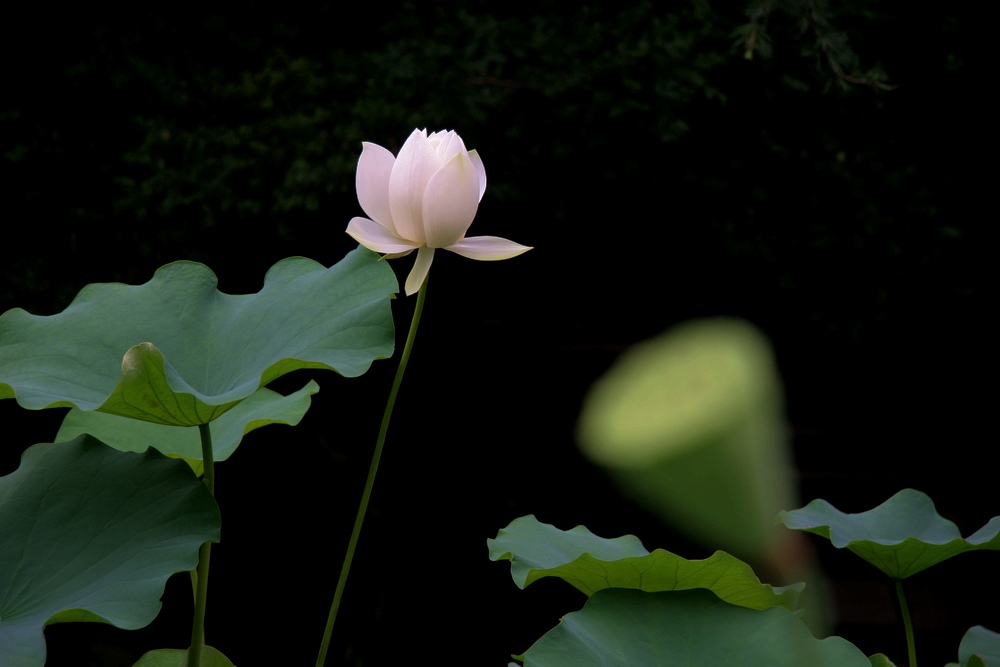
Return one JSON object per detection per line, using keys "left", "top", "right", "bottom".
{"left": 518, "top": 589, "right": 869, "bottom": 667}
{"left": 948, "top": 626, "right": 1000, "bottom": 667}
{"left": 0, "top": 436, "right": 220, "bottom": 667}
{"left": 868, "top": 653, "right": 897, "bottom": 666}
{"left": 779, "top": 489, "right": 1000, "bottom": 579}
{"left": 0, "top": 247, "right": 395, "bottom": 425}
{"left": 489, "top": 515, "right": 801, "bottom": 611}
{"left": 56, "top": 381, "right": 320, "bottom": 471}
{"left": 133, "top": 646, "right": 235, "bottom": 667}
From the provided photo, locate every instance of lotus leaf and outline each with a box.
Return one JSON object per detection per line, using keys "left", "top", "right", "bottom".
{"left": 0, "top": 247, "right": 395, "bottom": 426}
{"left": 517, "top": 588, "right": 869, "bottom": 666}
{"left": 0, "top": 436, "right": 220, "bottom": 667}
{"left": 56, "top": 381, "right": 319, "bottom": 474}
{"left": 946, "top": 626, "right": 1000, "bottom": 667}
{"left": 133, "top": 645, "right": 235, "bottom": 666}
{"left": 779, "top": 489, "right": 1000, "bottom": 579}
{"left": 489, "top": 515, "right": 801, "bottom": 611}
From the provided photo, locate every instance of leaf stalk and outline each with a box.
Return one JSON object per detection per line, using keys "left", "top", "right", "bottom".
{"left": 189, "top": 422, "right": 216, "bottom": 667}
{"left": 895, "top": 579, "right": 917, "bottom": 667}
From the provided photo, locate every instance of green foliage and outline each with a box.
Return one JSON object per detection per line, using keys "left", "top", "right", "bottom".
{"left": 0, "top": 4, "right": 986, "bottom": 664}
{"left": 945, "top": 626, "right": 1000, "bottom": 667}
{"left": 2, "top": 2, "right": 976, "bottom": 367}
{"left": 0, "top": 247, "right": 395, "bottom": 425}
{"left": 576, "top": 318, "right": 795, "bottom": 561}
{"left": 56, "top": 382, "right": 319, "bottom": 474}
{"left": 489, "top": 515, "right": 802, "bottom": 612}
{"left": 101, "top": 1, "right": 733, "bottom": 235}
{"left": 736, "top": 0, "right": 894, "bottom": 90}
{"left": 133, "top": 646, "right": 236, "bottom": 667}
{"left": 515, "top": 588, "right": 870, "bottom": 666}
{"left": 498, "top": 490, "right": 1000, "bottom": 667}
{"left": 779, "top": 489, "right": 1000, "bottom": 579}
{"left": 0, "top": 436, "right": 221, "bottom": 667}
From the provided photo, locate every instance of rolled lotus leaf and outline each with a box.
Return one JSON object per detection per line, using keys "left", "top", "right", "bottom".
{"left": 577, "top": 318, "right": 797, "bottom": 562}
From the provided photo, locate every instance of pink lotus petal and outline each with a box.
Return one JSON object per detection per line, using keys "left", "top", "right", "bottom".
{"left": 468, "top": 149, "right": 487, "bottom": 202}
{"left": 388, "top": 129, "right": 437, "bottom": 244}
{"left": 430, "top": 130, "right": 466, "bottom": 160}
{"left": 446, "top": 236, "right": 533, "bottom": 260}
{"left": 422, "top": 152, "right": 481, "bottom": 248}
{"left": 405, "top": 246, "right": 436, "bottom": 295}
{"left": 356, "top": 142, "right": 396, "bottom": 231}
{"left": 347, "top": 217, "right": 421, "bottom": 255}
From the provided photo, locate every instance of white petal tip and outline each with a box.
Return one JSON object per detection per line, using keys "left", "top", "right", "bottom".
{"left": 446, "top": 236, "right": 533, "bottom": 261}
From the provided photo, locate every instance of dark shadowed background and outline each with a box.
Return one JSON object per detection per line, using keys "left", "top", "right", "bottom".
{"left": 1, "top": 1, "right": 992, "bottom": 665}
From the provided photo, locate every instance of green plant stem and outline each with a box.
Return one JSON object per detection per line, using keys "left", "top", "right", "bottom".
{"left": 315, "top": 279, "right": 429, "bottom": 667}
{"left": 895, "top": 580, "right": 917, "bottom": 667}
{"left": 189, "top": 422, "right": 216, "bottom": 667}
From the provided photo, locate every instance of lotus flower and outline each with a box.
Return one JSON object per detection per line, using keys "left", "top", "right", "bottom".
{"left": 346, "top": 128, "right": 532, "bottom": 295}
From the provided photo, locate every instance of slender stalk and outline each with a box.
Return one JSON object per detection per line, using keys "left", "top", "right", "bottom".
{"left": 895, "top": 580, "right": 917, "bottom": 667}
{"left": 315, "top": 279, "right": 429, "bottom": 667}
{"left": 189, "top": 422, "right": 216, "bottom": 667}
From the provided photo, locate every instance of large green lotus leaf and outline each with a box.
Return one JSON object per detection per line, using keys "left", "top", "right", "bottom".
{"left": 489, "top": 515, "right": 802, "bottom": 612}
{"left": 0, "top": 247, "right": 395, "bottom": 426}
{"left": 946, "top": 626, "right": 1000, "bottom": 667}
{"left": 56, "top": 381, "right": 320, "bottom": 474}
{"left": 778, "top": 489, "right": 1000, "bottom": 579}
{"left": 517, "top": 588, "right": 869, "bottom": 667}
{"left": 0, "top": 436, "right": 221, "bottom": 667}
{"left": 133, "top": 646, "right": 235, "bottom": 667}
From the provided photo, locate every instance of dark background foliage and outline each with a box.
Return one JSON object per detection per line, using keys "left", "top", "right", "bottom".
{"left": 1, "top": 1, "right": 991, "bottom": 665}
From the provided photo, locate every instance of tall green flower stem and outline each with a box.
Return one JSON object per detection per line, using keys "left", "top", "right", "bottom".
{"left": 315, "top": 279, "right": 428, "bottom": 667}
{"left": 189, "top": 422, "right": 216, "bottom": 667}
{"left": 895, "top": 580, "right": 917, "bottom": 667}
